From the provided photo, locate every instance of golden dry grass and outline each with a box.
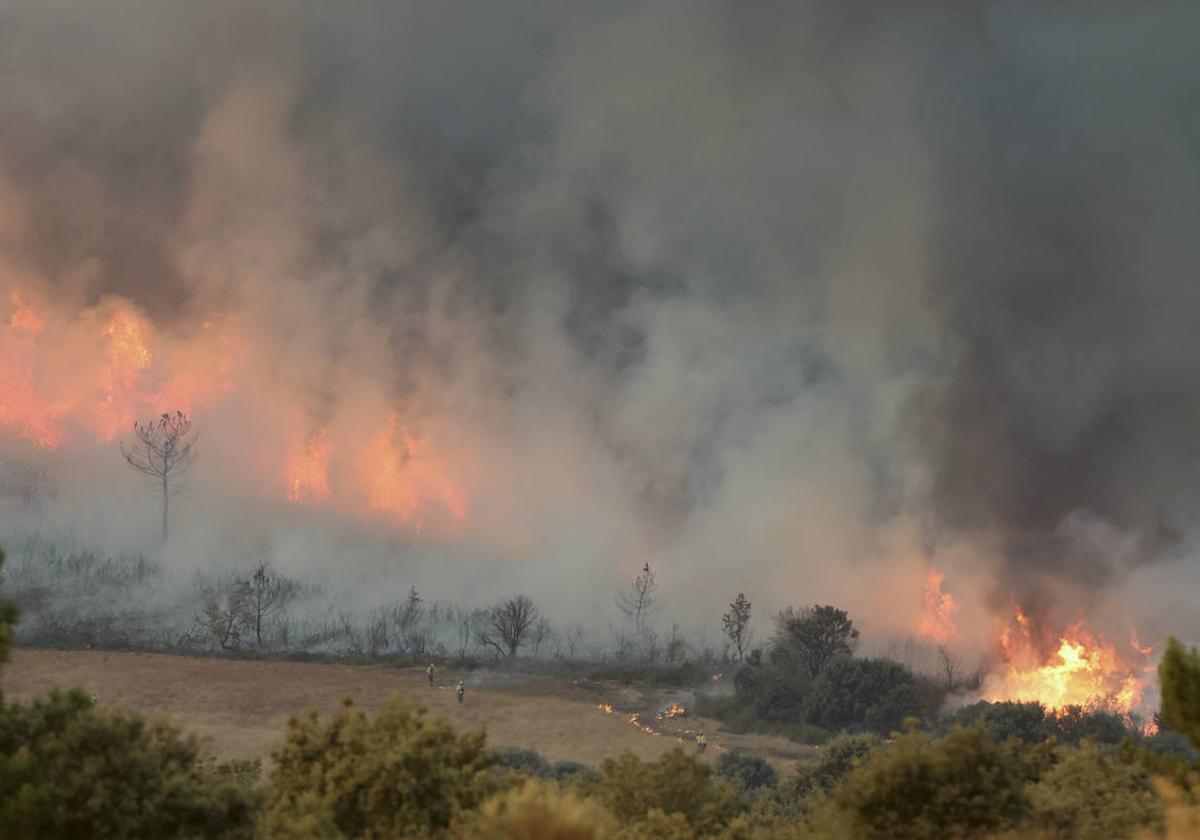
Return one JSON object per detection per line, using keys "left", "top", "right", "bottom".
{"left": 0, "top": 647, "right": 813, "bottom": 770}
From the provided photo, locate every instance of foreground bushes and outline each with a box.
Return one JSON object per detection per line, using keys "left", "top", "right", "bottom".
{"left": 0, "top": 692, "right": 1182, "bottom": 840}
{"left": 0, "top": 689, "right": 259, "bottom": 840}
{"left": 263, "top": 698, "right": 496, "bottom": 838}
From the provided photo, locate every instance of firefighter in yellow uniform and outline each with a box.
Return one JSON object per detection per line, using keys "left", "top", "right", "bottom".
{"left": 456, "top": 679, "right": 465, "bottom": 704}
{"left": 696, "top": 731, "right": 708, "bottom": 754}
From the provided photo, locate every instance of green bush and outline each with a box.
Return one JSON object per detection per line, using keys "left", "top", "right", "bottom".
{"left": 1160, "top": 637, "right": 1200, "bottom": 750}
{"left": 822, "top": 726, "right": 1032, "bottom": 839}
{"left": 551, "top": 761, "right": 598, "bottom": 784}
{"left": 459, "top": 779, "right": 619, "bottom": 840}
{"left": 1141, "top": 728, "right": 1197, "bottom": 762}
{"left": 732, "top": 661, "right": 812, "bottom": 724}
{"left": 1029, "top": 743, "right": 1162, "bottom": 838}
{"left": 0, "top": 689, "right": 260, "bottom": 840}
{"left": 804, "top": 657, "right": 921, "bottom": 734}
{"left": 262, "top": 697, "right": 496, "bottom": 838}
{"left": 944, "top": 700, "right": 1050, "bottom": 744}
{"left": 1049, "top": 705, "right": 1130, "bottom": 745}
{"left": 715, "top": 750, "right": 778, "bottom": 790}
{"left": 498, "top": 746, "right": 553, "bottom": 778}
{"left": 594, "top": 748, "right": 740, "bottom": 835}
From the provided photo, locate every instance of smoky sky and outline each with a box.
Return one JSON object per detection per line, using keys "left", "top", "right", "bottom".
{"left": 2, "top": 0, "right": 1199, "bottom": 633}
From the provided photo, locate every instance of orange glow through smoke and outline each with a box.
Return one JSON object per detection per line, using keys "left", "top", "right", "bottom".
{"left": 1, "top": 289, "right": 467, "bottom": 538}
{"left": 362, "top": 414, "right": 467, "bottom": 531}
{"left": 0, "top": 292, "right": 65, "bottom": 448}
{"left": 917, "top": 568, "right": 958, "bottom": 645}
{"left": 92, "top": 308, "right": 155, "bottom": 440}
{"left": 285, "top": 429, "right": 332, "bottom": 503}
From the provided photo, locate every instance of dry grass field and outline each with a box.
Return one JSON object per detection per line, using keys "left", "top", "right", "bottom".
{"left": 0, "top": 647, "right": 814, "bottom": 771}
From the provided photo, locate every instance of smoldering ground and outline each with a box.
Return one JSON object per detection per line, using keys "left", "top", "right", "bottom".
{"left": 0, "top": 1, "right": 1198, "bottom": 651}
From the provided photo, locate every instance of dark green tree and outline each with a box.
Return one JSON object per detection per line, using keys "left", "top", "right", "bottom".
{"left": 1159, "top": 636, "right": 1200, "bottom": 750}
{"left": 805, "top": 657, "right": 920, "bottom": 734}
{"left": 772, "top": 605, "right": 858, "bottom": 678}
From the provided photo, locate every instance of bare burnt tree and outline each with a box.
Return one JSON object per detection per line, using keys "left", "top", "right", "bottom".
{"left": 936, "top": 644, "right": 962, "bottom": 692}
{"left": 479, "top": 595, "right": 540, "bottom": 657}
{"left": 246, "top": 559, "right": 297, "bottom": 648}
{"left": 616, "top": 562, "right": 657, "bottom": 635}
{"left": 199, "top": 578, "right": 251, "bottom": 650}
{"left": 393, "top": 586, "right": 425, "bottom": 652}
{"left": 121, "top": 411, "right": 198, "bottom": 541}
{"left": 721, "top": 592, "right": 752, "bottom": 662}
{"left": 530, "top": 616, "right": 553, "bottom": 657}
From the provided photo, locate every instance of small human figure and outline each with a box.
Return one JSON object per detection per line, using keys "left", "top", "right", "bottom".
{"left": 456, "top": 679, "right": 465, "bottom": 704}
{"left": 696, "top": 731, "right": 708, "bottom": 754}
{"left": 426, "top": 661, "right": 435, "bottom": 687}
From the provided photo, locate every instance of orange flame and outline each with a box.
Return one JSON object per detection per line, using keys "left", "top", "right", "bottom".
{"left": 917, "top": 568, "right": 958, "bottom": 645}
{"left": 285, "top": 429, "right": 332, "bottom": 503}
{"left": 0, "top": 292, "right": 66, "bottom": 448}
{"left": 91, "top": 308, "right": 155, "bottom": 440}
{"left": 983, "top": 609, "right": 1151, "bottom": 712}
{"left": 361, "top": 414, "right": 466, "bottom": 530}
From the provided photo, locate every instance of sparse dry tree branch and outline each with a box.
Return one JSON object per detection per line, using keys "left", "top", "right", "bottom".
{"left": 246, "top": 559, "right": 297, "bottom": 648}
{"left": 120, "top": 411, "right": 198, "bottom": 541}
{"left": 722, "top": 592, "right": 752, "bottom": 662}
{"left": 616, "top": 562, "right": 657, "bottom": 637}
{"left": 479, "top": 594, "right": 540, "bottom": 657}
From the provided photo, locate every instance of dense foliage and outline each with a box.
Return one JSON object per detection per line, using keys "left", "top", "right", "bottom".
{"left": 0, "top": 689, "right": 259, "bottom": 840}
{"left": 1160, "top": 637, "right": 1200, "bottom": 750}
{"left": 263, "top": 698, "right": 496, "bottom": 838}
{"left": 715, "top": 750, "right": 778, "bottom": 791}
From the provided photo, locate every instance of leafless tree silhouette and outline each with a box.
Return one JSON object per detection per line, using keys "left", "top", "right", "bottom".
{"left": 121, "top": 411, "right": 198, "bottom": 541}
{"left": 479, "top": 594, "right": 540, "bottom": 657}
{"left": 616, "top": 562, "right": 657, "bottom": 636}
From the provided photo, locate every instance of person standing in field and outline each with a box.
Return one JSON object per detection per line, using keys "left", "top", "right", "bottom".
{"left": 696, "top": 731, "right": 707, "bottom": 754}
{"left": 426, "top": 661, "right": 435, "bottom": 686}
{"left": 456, "top": 679, "right": 465, "bottom": 704}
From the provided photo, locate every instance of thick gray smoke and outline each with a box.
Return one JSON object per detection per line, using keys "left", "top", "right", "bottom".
{"left": 1, "top": 0, "right": 1198, "bottom": 646}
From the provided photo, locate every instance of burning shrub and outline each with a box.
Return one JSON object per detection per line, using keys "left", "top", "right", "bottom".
{"left": 715, "top": 750, "right": 778, "bottom": 791}
{"left": 0, "top": 689, "right": 260, "bottom": 839}
{"left": 804, "top": 657, "right": 921, "bottom": 735}
{"left": 1029, "top": 743, "right": 1162, "bottom": 838}
{"left": 262, "top": 698, "right": 496, "bottom": 838}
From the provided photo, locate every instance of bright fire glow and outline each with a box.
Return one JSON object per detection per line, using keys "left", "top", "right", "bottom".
{"left": 0, "top": 292, "right": 65, "bottom": 448}
{"left": 92, "top": 308, "right": 155, "bottom": 440}
{"left": 361, "top": 414, "right": 467, "bottom": 530}
{"left": 983, "top": 608, "right": 1150, "bottom": 713}
{"left": 285, "top": 429, "right": 332, "bottom": 503}
{"left": 917, "top": 568, "right": 958, "bottom": 645}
